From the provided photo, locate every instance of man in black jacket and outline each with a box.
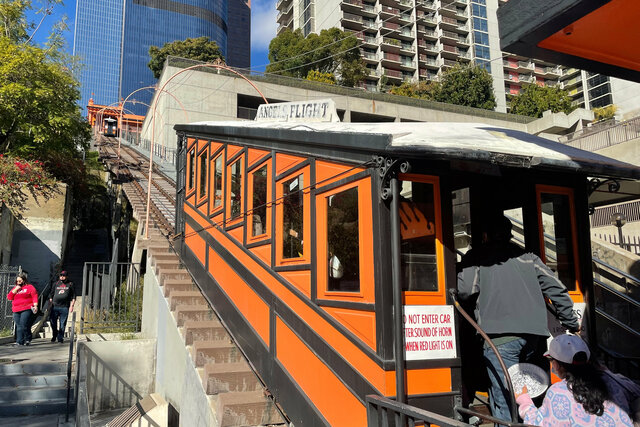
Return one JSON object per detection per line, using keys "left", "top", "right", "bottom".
{"left": 49, "top": 271, "right": 76, "bottom": 343}
{"left": 457, "top": 214, "right": 579, "bottom": 425}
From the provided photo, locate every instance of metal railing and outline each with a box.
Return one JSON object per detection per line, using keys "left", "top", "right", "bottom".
{"left": 120, "top": 131, "right": 177, "bottom": 166}
{"left": 593, "top": 233, "right": 640, "bottom": 254}
{"left": 80, "top": 262, "right": 142, "bottom": 334}
{"left": 591, "top": 200, "right": 640, "bottom": 228}
{"left": 0, "top": 265, "right": 21, "bottom": 332}
{"left": 366, "top": 395, "right": 469, "bottom": 427}
{"left": 558, "top": 116, "right": 640, "bottom": 150}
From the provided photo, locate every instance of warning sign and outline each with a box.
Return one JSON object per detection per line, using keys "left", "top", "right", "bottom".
{"left": 403, "top": 305, "right": 457, "bottom": 361}
{"left": 547, "top": 302, "right": 585, "bottom": 345}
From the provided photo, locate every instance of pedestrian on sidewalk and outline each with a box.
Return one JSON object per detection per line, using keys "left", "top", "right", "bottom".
{"left": 7, "top": 272, "right": 38, "bottom": 346}
{"left": 48, "top": 270, "right": 75, "bottom": 344}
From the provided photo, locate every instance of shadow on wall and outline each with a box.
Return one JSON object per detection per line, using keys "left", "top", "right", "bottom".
{"left": 9, "top": 220, "right": 60, "bottom": 293}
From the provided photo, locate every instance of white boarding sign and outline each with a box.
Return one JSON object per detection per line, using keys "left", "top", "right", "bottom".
{"left": 255, "top": 99, "right": 339, "bottom": 122}
{"left": 403, "top": 305, "right": 457, "bottom": 361}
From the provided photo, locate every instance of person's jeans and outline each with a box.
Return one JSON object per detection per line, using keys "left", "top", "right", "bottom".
{"left": 50, "top": 306, "right": 69, "bottom": 343}
{"left": 13, "top": 309, "right": 33, "bottom": 345}
{"left": 483, "top": 335, "right": 541, "bottom": 426}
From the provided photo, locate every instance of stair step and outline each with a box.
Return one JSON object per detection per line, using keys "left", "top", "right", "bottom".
{"left": 0, "top": 363, "right": 67, "bottom": 376}
{"left": 0, "top": 385, "right": 68, "bottom": 402}
{"left": 0, "top": 398, "right": 68, "bottom": 417}
{"left": 149, "top": 254, "right": 180, "bottom": 268}
{"left": 169, "top": 291, "right": 207, "bottom": 311}
{"left": 183, "top": 320, "right": 229, "bottom": 345}
{"left": 191, "top": 341, "right": 243, "bottom": 367}
{"left": 174, "top": 305, "right": 214, "bottom": 326}
{"left": 163, "top": 279, "right": 195, "bottom": 297}
{"left": 0, "top": 373, "right": 67, "bottom": 387}
{"left": 158, "top": 271, "right": 192, "bottom": 286}
{"left": 210, "top": 390, "right": 284, "bottom": 427}
{"left": 203, "top": 361, "right": 261, "bottom": 394}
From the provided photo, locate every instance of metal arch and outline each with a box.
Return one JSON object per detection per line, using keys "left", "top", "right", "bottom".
{"left": 374, "top": 155, "right": 411, "bottom": 201}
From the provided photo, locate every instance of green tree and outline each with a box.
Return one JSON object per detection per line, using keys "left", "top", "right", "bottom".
{"left": 389, "top": 80, "right": 439, "bottom": 100}
{"left": 148, "top": 36, "right": 225, "bottom": 79}
{"left": 306, "top": 70, "right": 336, "bottom": 85}
{"left": 509, "top": 83, "right": 575, "bottom": 118}
{"left": 593, "top": 104, "right": 617, "bottom": 122}
{"left": 0, "top": 37, "right": 90, "bottom": 156}
{"left": 0, "top": 0, "right": 90, "bottom": 214}
{"left": 435, "top": 64, "right": 496, "bottom": 110}
{"left": 266, "top": 28, "right": 367, "bottom": 87}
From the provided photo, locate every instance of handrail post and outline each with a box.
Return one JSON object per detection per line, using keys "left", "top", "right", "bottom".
{"left": 66, "top": 311, "right": 76, "bottom": 422}
{"left": 390, "top": 177, "right": 406, "bottom": 410}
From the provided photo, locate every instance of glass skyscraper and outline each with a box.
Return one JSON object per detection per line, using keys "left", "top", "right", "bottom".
{"left": 74, "top": 0, "right": 250, "bottom": 115}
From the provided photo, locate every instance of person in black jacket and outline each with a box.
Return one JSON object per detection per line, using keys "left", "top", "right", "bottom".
{"left": 457, "top": 214, "right": 579, "bottom": 425}
{"left": 48, "top": 270, "right": 76, "bottom": 343}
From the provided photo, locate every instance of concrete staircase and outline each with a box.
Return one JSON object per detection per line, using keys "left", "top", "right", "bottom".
{"left": 145, "top": 238, "right": 285, "bottom": 427}
{"left": 0, "top": 362, "right": 70, "bottom": 418}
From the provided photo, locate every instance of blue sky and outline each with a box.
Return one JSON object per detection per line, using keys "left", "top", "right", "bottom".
{"left": 27, "top": 0, "right": 277, "bottom": 71}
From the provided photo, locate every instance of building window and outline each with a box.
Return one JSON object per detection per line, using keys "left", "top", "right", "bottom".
{"left": 251, "top": 164, "right": 268, "bottom": 237}
{"left": 282, "top": 174, "right": 304, "bottom": 259}
{"left": 327, "top": 187, "right": 360, "bottom": 292}
{"left": 198, "top": 150, "right": 207, "bottom": 199}
{"left": 229, "top": 158, "right": 242, "bottom": 219}
{"left": 400, "top": 179, "right": 439, "bottom": 292}
{"left": 472, "top": 17, "right": 488, "bottom": 32}
{"left": 212, "top": 153, "right": 223, "bottom": 209}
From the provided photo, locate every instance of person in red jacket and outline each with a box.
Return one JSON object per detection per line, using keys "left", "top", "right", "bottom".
{"left": 7, "top": 272, "right": 38, "bottom": 346}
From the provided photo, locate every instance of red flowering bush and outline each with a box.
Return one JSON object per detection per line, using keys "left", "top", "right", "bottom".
{"left": 0, "top": 155, "right": 56, "bottom": 215}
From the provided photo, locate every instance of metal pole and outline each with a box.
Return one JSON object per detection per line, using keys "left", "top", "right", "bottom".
{"left": 617, "top": 224, "right": 624, "bottom": 249}
{"left": 65, "top": 311, "right": 76, "bottom": 422}
{"left": 390, "top": 177, "right": 406, "bottom": 407}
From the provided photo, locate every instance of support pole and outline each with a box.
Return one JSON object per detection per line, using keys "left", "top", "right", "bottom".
{"left": 390, "top": 177, "right": 406, "bottom": 407}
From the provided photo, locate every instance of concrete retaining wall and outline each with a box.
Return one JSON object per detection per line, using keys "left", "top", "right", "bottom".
{"left": 141, "top": 264, "right": 215, "bottom": 426}
{"left": 78, "top": 338, "right": 156, "bottom": 413}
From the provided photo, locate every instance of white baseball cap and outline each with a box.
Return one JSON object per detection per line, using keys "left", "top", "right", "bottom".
{"left": 544, "top": 334, "right": 591, "bottom": 364}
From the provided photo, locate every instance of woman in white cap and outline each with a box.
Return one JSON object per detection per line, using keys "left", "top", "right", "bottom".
{"left": 516, "top": 334, "right": 633, "bottom": 426}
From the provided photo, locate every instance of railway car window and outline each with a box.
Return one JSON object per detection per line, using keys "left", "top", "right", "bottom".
{"left": 327, "top": 187, "right": 360, "bottom": 292}
{"left": 539, "top": 191, "right": 577, "bottom": 291}
{"left": 400, "top": 180, "right": 438, "bottom": 292}
{"left": 452, "top": 188, "right": 472, "bottom": 260}
{"left": 252, "top": 164, "right": 268, "bottom": 237}
{"left": 504, "top": 207, "right": 525, "bottom": 248}
{"left": 282, "top": 174, "right": 304, "bottom": 259}
{"left": 199, "top": 151, "right": 207, "bottom": 199}
{"left": 230, "top": 159, "right": 242, "bottom": 219}
{"left": 213, "top": 155, "right": 223, "bottom": 208}
{"left": 188, "top": 148, "right": 196, "bottom": 191}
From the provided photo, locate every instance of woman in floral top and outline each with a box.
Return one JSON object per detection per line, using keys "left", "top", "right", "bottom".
{"left": 516, "top": 334, "right": 632, "bottom": 426}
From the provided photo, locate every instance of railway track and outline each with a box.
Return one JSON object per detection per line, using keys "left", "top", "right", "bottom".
{"left": 95, "top": 135, "right": 176, "bottom": 237}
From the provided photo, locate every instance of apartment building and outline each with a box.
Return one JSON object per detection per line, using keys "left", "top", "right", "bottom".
{"left": 277, "top": 0, "right": 507, "bottom": 111}
{"left": 276, "top": 0, "right": 640, "bottom": 117}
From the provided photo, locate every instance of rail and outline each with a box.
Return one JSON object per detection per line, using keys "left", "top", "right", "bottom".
{"left": 558, "top": 116, "right": 640, "bottom": 151}
{"left": 66, "top": 312, "right": 76, "bottom": 422}
{"left": 366, "top": 395, "right": 469, "bottom": 427}
{"left": 591, "top": 200, "right": 640, "bottom": 228}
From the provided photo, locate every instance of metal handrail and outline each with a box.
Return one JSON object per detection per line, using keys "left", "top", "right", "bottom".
{"left": 450, "top": 290, "right": 519, "bottom": 424}
{"left": 66, "top": 312, "right": 76, "bottom": 422}
{"left": 593, "top": 277, "right": 640, "bottom": 310}
{"left": 594, "top": 306, "right": 640, "bottom": 338}
{"left": 366, "top": 394, "right": 469, "bottom": 427}
{"left": 593, "top": 257, "right": 640, "bottom": 287}
{"left": 455, "top": 407, "right": 535, "bottom": 427}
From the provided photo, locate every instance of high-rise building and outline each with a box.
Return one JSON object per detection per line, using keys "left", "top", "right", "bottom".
{"left": 74, "top": 0, "right": 250, "bottom": 115}
{"left": 276, "top": 0, "right": 640, "bottom": 116}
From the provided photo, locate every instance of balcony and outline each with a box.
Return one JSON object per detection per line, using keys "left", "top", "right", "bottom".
{"left": 399, "top": 42, "right": 414, "bottom": 54}
{"left": 341, "top": 0, "right": 364, "bottom": 13}
{"left": 418, "top": 39, "right": 438, "bottom": 53}
{"left": 400, "top": 58, "right": 416, "bottom": 70}
{"left": 276, "top": 3, "right": 293, "bottom": 25}
{"left": 419, "top": 69, "right": 438, "bottom": 80}
{"left": 362, "top": 35, "right": 378, "bottom": 47}
{"left": 384, "top": 68, "right": 403, "bottom": 81}
{"left": 379, "top": 4, "right": 400, "bottom": 18}
{"left": 362, "top": 4, "right": 376, "bottom": 16}
{"left": 517, "top": 60, "right": 534, "bottom": 71}
{"left": 363, "top": 19, "right": 378, "bottom": 30}
{"left": 381, "top": 52, "right": 402, "bottom": 66}
{"left": 341, "top": 12, "right": 364, "bottom": 30}
{"left": 398, "top": 13, "right": 413, "bottom": 25}
{"left": 416, "top": 0, "right": 436, "bottom": 11}
{"left": 397, "top": 29, "right": 415, "bottom": 40}
{"left": 380, "top": 36, "right": 402, "bottom": 52}
{"left": 363, "top": 52, "right": 379, "bottom": 63}
{"left": 519, "top": 74, "right": 535, "bottom": 83}
{"left": 562, "top": 76, "right": 582, "bottom": 89}
{"left": 368, "top": 68, "right": 381, "bottom": 78}
{"left": 276, "top": 0, "right": 291, "bottom": 11}
{"left": 441, "top": 58, "right": 457, "bottom": 68}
